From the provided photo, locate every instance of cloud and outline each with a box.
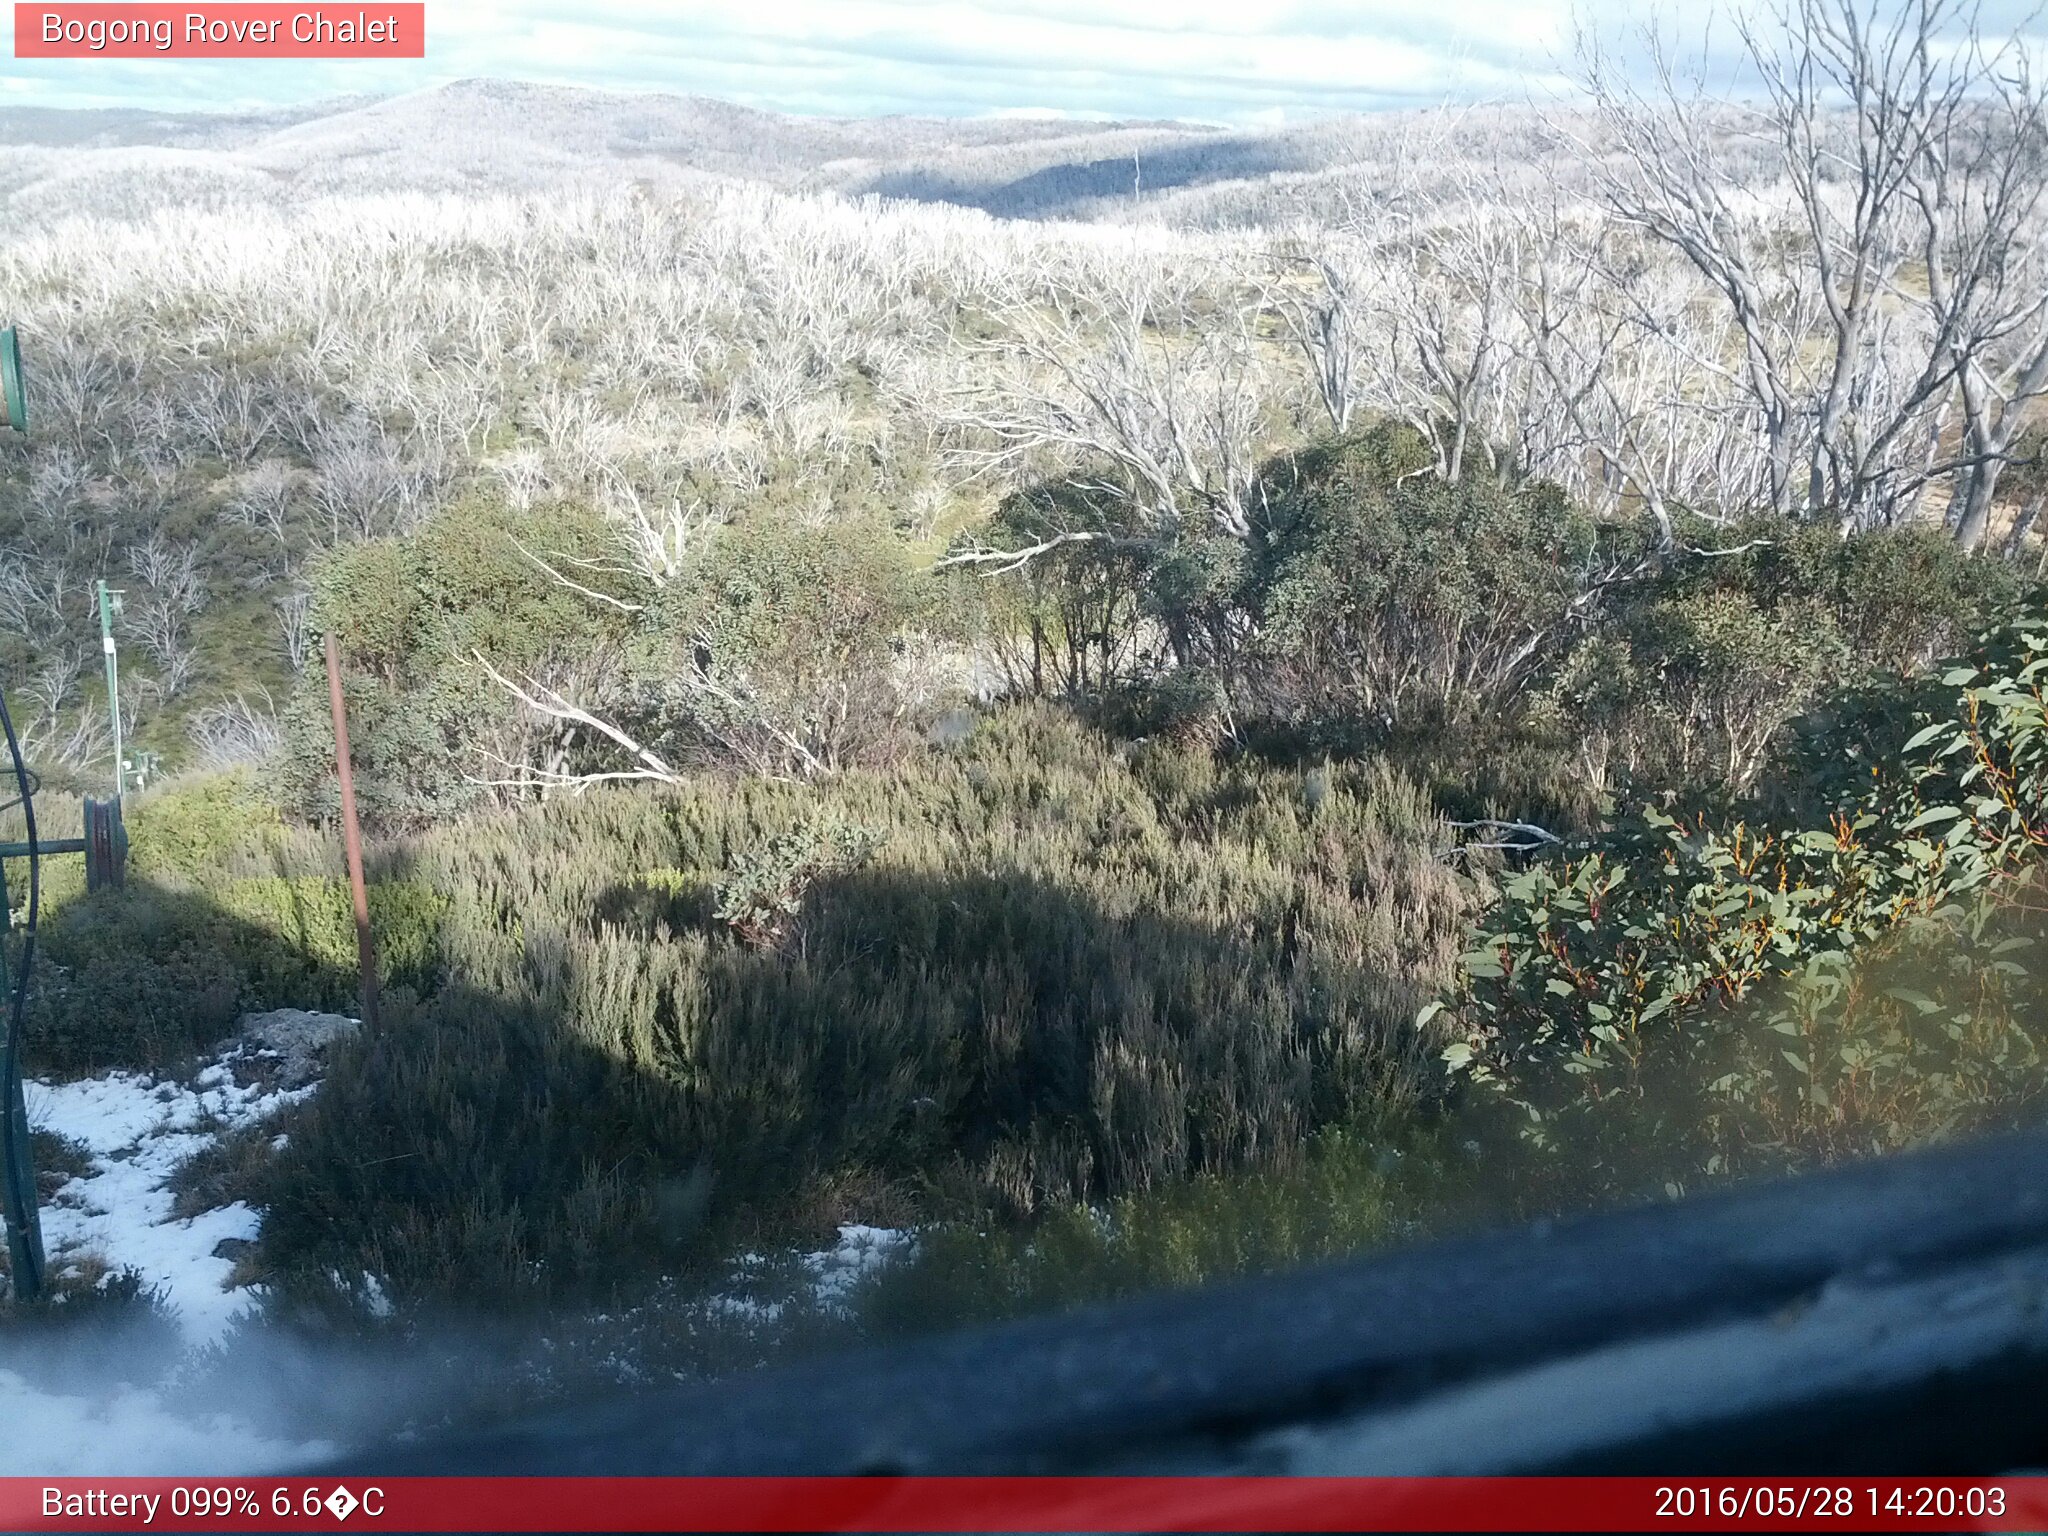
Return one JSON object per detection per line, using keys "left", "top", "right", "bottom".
{"left": 2, "top": 0, "right": 2042, "bottom": 120}
{"left": 0, "top": 0, "right": 1586, "bottom": 118}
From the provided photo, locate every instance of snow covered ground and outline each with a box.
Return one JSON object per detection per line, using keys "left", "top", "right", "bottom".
{"left": 0, "top": 1373, "right": 328, "bottom": 1476}
{"left": 1, "top": 1013, "right": 912, "bottom": 1474}
{"left": 2, "top": 1024, "right": 341, "bottom": 1474}
{"left": 28, "top": 1058, "right": 314, "bottom": 1347}
{"left": 810, "top": 1225, "right": 914, "bottom": 1307}
{"left": 718, "top": 1225, "right": 914, "bottom": 1323}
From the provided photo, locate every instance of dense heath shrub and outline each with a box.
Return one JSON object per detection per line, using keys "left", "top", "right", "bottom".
{"left": 236, "top": 706, "right": 1468, "bottom": 1306}
{"left": 639, "top": 514, "right": 959, "bottom": 777}
{"left": 973, "top": 482, "right": 1157, "bottom": 697}
{"left": 1439, "top": 607, "right": 2048, "bottom": 1190}
{"left": 1237, "top": 424, "right": 1608, "bottom": 739}
{"left": 22, "top": 773, "right": 446, "bottom": 1073}
{"left": 17, "top": 426, "right": 2037, "bottom": 1323}
{"left": 860, "top": 1125, "right": 1466, "bottom": 1336}
{"left": 281, "top": 495, "right": 631, "bottom": 825}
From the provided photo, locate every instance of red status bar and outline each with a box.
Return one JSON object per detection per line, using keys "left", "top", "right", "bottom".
{"left": 7, "top": 1477, "right": 2048, "bottom": 1532}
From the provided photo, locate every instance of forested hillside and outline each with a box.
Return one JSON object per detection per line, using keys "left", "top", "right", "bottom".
{"left": 8, "top": 0, "right": 2048, "bottom": 1455}
{"left": 0, "top": 80, "right": 1530, "bottom": 225}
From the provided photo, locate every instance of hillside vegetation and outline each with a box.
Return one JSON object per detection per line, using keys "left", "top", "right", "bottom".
{"left": 11, "top": 429, "right": 2032, "bottom": 1328}
{"left": 8, "top": 0, "right": 2048, "bottom": 1409}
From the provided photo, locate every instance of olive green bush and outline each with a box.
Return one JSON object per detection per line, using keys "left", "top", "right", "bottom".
{"left": 974, "top": 483, "right": 1155, "bottom": 697}
{"left": 1440, "top": 609, "right": 2048, "bottom": 1178}
{"left": 983, "top": 429, "right": 2013, "bottom": 817}
{"left": 641, "top": 516, "right": 953, "bottom": 777}
{"left": 284, "top": 503, "right": 961, "bottom": 814}
{"left": 241, "top": 707, "right": 1467, "bottom": 1307}
{"left": 713, "top": 815, "right": 883, "bottom": 951}
{"left": 24, "top": 774, "right": 446, "bottom": 1072}
{"left": 280, "top": 494, "right": 630, "bottom": 825}
{"left": 1573, "top": 519, "right": 2018, "bottom": 796}
{"left": 861, "top": 1125, "right": 1466, "bottom": 1335}
{"left": 1237, "top": 425, "right": 1608, "bottom": 742}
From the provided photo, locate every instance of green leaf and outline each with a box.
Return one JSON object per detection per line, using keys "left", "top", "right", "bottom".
{"left": 1900, "top": 721, "right": 1951, "bottom": 752}
{"left": 1901, "top": 805, "right": 1964, "bottom": 831}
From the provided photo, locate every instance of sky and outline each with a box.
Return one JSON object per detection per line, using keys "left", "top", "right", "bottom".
{"left": 4, "top": 1, "right": 2045, "bottom": 123}
{"left": 2, "top": 0, "right": 1626, "bottom": 120}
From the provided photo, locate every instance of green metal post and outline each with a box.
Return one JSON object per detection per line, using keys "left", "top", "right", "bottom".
{"left": 0, "top": 327, "right": 24, "bottom": 435}
{"left": 98, "top": 581, "right": 122, "bottom": 800}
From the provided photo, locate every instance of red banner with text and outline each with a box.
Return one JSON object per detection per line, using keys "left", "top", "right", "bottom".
{"left": 15, "top": 4, "right": 424, "bottom": 58}
{"left": 6, "top": 1477, "right": 2048, "bottom": 1532}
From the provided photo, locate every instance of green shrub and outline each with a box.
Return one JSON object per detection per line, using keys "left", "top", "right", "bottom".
{"left": 1439, "top": 607, "right": 2048, "bottom": 1176}
{"left": 122, "top": 771, "right": 284, "bottom": 884}
{"left": 0, "top": 1262, "right": 182, "bottom": 1383}
{"left": 1578, "top": 519, "right": 2017, "bottom": 797}
{"left": 1698, "top": 892, "right": 2046, "bottom": 1171}
{"left": 646, "top": 515, "right": 952, "bottom": 776}
{"left": 971, "top": 483, "right": 1156, "bottom": 696}
{"left": 976, "top": 438, "right": 2014, "bottom": 820}
{"left": 714, "top": 815, "right": 882, "bottom": 951}
{"left": 1240, "top": 424, "right": 1608, "bottom": 738}
{"left": 26, "top": 873, "right": 444, "bottom": 1073}
{"left": 27, "top": 887, "right": 251, "bottom": 1070}
{"left": 19, "top": 773, "right": 445, "bottom": 1073}
{"left": 282, "top": 495, "right": 631, "bottom": 825}
{"left": 241, "top": 707, "right": 1468, "bottom": 1307}
{"left": 861, "top": 1124, "right": 1460, "bottom": 1336}
{"left": 214, "top": 876, "right": 446, "bottom": 991}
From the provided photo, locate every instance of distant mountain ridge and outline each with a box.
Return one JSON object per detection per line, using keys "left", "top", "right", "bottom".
{"left": 0, "top": 78, "right": 1397, "bottom": 225}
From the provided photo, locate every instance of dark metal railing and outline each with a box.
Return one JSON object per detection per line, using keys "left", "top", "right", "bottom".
{"left": 0, "top": 686, "right": 47, "bottom": 1301}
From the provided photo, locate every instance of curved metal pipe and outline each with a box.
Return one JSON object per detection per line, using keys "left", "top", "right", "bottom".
{"left": 0, "top": 683, "right": 45, "bottom": 1302}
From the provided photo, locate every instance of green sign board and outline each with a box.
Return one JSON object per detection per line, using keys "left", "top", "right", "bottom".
{"left": 0, "top": 327, "right": 23, "bottom": 434}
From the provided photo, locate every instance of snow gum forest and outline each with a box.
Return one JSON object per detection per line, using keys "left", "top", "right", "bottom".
{"left": 8, "top": 0, "right": 2048, "bottom": 1469}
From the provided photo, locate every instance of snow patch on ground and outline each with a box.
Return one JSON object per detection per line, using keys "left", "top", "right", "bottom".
{"left": 808, "top": 1223, "right": 913, "bottom": 1307}
{"left": 716, "top": 1224, "right": 913, "bottom": 1323}
{"left": 0, "top": 1019, "right": 352, "bottom": 1475}
{"left": 0, "top": 1371, "right": 330, "bottom": 1475}
{"left": 28, "top": 1056, "right": 316, "bottom": 1347}
{"left": 2, "top": 1013, "right": 914, "bottom": 1473}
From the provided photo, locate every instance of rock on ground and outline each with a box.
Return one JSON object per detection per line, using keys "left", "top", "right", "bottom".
{"left": 230, "top": 1009, "right": 360, "bottom": 1092}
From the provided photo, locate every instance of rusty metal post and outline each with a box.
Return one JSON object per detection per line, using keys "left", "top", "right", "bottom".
{"left": 324, "top": 632, "right": 379, "bottom": 1031}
